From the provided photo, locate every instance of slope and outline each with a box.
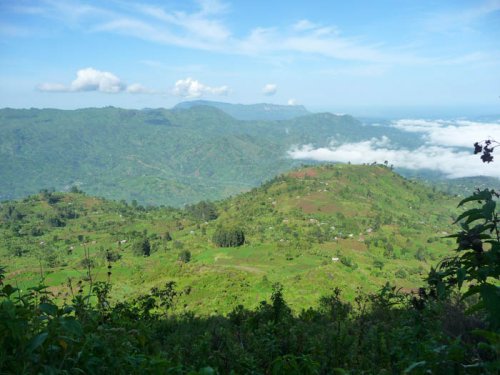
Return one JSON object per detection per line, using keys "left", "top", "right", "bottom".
{"left": 0, "top": 164, "right": 459, "bottom": 314}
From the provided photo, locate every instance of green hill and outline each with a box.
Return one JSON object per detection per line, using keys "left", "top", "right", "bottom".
{"left": 0, "top": 164, "right": 459, "bottom": 314}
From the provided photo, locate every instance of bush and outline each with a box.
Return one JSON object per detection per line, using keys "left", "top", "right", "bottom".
{"left": 132, "top": 238, "right": 151, "bottom": 257}
{"left": 185, "top": 201, "right": 218, "bottom": 221}
{"left": 212, "top": 226, "right": 245, "bottom": 247}
{"left": 395, "top": 268, "right": 407, "bottom": 279}
{"left": 178, "top": 250, "right": 191, "bottom": 263}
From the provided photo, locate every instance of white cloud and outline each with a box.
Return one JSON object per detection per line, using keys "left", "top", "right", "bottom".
{"left": 70, "top": 67, "right": 124, "bottom": 93}
{"left": 392, "top": 119, "right": 500, "bottom": 148}
{"left": 38, "top": 67, "right": 152, "bottom": 94}
{"left": 16, "top": 0, "right": 472, "bottom": 66}
{"left": 288, "top": 137, "right": 500, "bottom": 178}
{"left": 287, "top": 98, "right": 298, "bottom": 105}
{"left": 173, "top": 77, "right": 229, "bottom": 98}
{"left": 262, "top": 83, "right": 277, "bottom": 96}
{"left": 288, "top": 120, "right": 500, "bottom": 179}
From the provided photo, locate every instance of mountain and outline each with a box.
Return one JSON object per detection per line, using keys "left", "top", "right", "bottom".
{"left": 0, "top": 106, "right": 407, "bottom": 206}
{"left": 173, "top": 100, "right": 310, "bottom": 120}
{"left": 0, "top": 164, "right": 458, "bottom": 313}
{"left": 1, "top": 106, "right": 494, "bottom": 206}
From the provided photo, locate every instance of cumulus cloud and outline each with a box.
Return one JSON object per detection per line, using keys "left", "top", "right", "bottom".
{"left": 173, "top": 77, "right": 229, "bottom": 98}
{"left": 289, "top": 118, "right": 500, "bottom": 179}
{"left": 262, "top": 83, "right": 277, "bottom": 96}
{"left": 287, "top": 98, "right": 298, "bottom": 105}
{"left": 70, "top": 67, "right": 124, "bottom": 93}
{"left": 37, "top": 67, "right": 152, "bottom": 94}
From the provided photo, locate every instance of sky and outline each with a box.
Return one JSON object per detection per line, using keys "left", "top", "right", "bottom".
{"left": 1, "top": 0, "right": 499, "bottom": 116}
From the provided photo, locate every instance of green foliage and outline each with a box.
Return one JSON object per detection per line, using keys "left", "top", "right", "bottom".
{"left": 212, "top": 226, "right": 245, "bottom": 247}
{"left": 185, "top": 201, "right": 218, "bottom": 222}
{"left": 133, "top": 237, "right": 151, "bottom": 257}
{"left": 428, "top": 189, "right": 500, "bottom": 329}
{"left": 0, "top": 275, "right": 496, "bottom": 374}
{"left": 178, "top": 249, "right": 191, "bottom": 263}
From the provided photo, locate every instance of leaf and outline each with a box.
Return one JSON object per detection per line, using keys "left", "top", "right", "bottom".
{"left": 27, "top": 332, "right": 48, "bottom": 353}
{"left": 479, "top": 284, "right": 500, "bottom": 328}
{"left": 462, "top": 285, "right": 481, "bottom": 299}
{"left": 458, "top": 190, "right": 492, "bottom": 207}
{"left": 404, "top": 361, "right": 427, "bottom": 373}
{"left": 58, "top": 339, "right": 68, "bottom": 350}
{"left": 482, "top": 200, "right": 496, "bottom": 220}
{"left": 472, "top": 329, "right": 500, "bottom": 344}
{"left": 454, "top": 208, "right": 482, "bottom": 224}
{"left": 465, "top": 301, "right": 485, "bottom": 315}
{"left": 39, "top": 302, "right": 58, "bottom": 317}
{"left": 197, "top": 367, "right": 216, "bottom": 375}
{"left": 1, "top": 284, "right": 18, "bottom": 297}
{"left": 457, "top": 268, "right": 466, "bottom": 289}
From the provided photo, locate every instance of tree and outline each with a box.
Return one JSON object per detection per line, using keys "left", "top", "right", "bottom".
{"left": 178, "top": 250, "right": 191, "bottom": 263}
{"left": 426, "top": 139, "right": 500, "bottom": 329}
{"left": 185, "top": 201, "right": 218, "bottom": 221}
{"left": 133, "top": 237, "right": 151, "bottom": 257}
{"left": 212, "top": 226, "right": 245, "bottom": 247}
{"left": 427, "top": 189, "right": 499, "bottom": 328}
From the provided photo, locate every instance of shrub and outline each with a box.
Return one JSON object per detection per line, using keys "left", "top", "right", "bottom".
{"left": 185, "top": 201, "right": 218, "bottom": 221}
{"left": 178, "top": 250, "right": 191, "bottom": 263}
{"left": 395, "top": 268, "right": 407, "bottom": 279}
{"left": 132, "top": 237, "right": 151, "bottom": 257}
{"left": 212, "top": 226, "right": 245, "bottom": 247}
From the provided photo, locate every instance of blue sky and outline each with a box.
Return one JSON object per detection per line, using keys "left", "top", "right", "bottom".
{"left": 1, "top": 0, "right": 499, "bottom": 115}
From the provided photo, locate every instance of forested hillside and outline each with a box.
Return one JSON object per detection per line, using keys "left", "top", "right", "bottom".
{"left": 0, "top": 105, "right": 426, "bottom": 206}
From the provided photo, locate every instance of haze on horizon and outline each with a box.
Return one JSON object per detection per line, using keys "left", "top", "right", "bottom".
{"left": 0, "top": 0, "right": 499, "bottom": 117}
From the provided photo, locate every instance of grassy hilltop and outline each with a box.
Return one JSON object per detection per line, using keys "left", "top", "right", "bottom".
{"left": 1, "top": 164, "right": 459, "bottom": 314}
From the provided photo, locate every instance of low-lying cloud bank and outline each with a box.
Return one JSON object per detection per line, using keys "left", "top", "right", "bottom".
{"left": 392, "top": 119, "right": 500, "bottom": 148}
{"left": 289, "top": 119, "right": 500, "bottom": 179}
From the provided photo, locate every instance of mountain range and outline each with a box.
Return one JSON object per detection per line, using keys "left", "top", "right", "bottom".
{"left": 1, "top": 101, "right": 497, "bottom": 206}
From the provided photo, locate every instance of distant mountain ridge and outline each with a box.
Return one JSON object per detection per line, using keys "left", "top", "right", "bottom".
{"left": 0, "top": 106, "right": 362, "bottom": 205}
{"left": 173, "top": 100, "right": 310, "bottom": 121}
{"left": 0, "top": 104, "right": 495, "bottom": 205}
